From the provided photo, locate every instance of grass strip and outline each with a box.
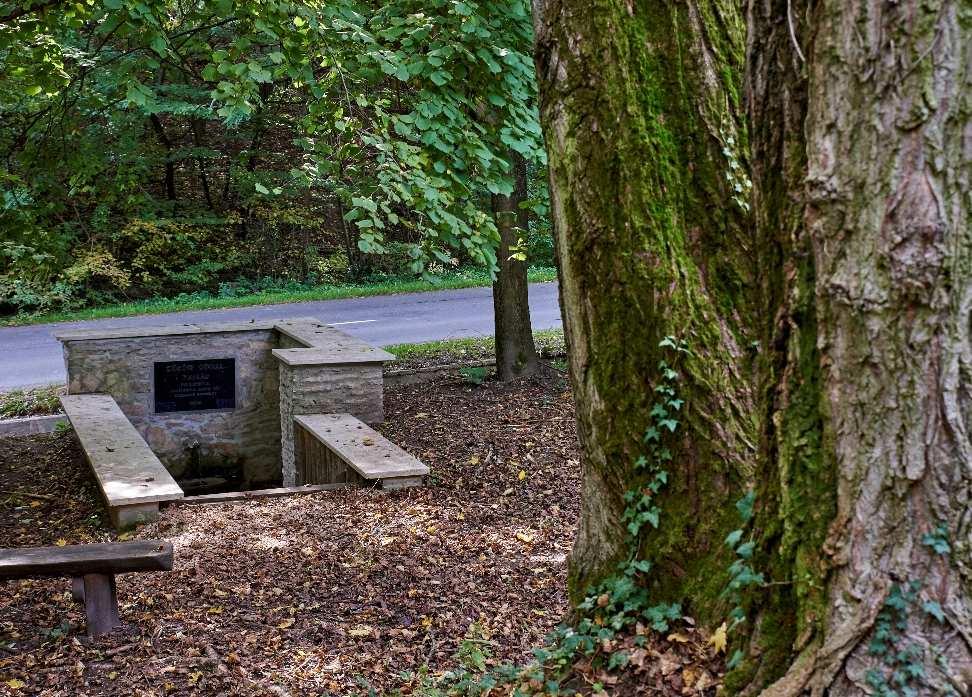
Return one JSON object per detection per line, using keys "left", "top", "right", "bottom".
{"left": 0, "top": 329, "right": 567, "bottom": 418}
{"left": 2, "top": 267, "right": 557, "bottom": 327}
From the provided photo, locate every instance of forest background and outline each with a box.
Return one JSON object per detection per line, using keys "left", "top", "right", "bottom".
{"left": 0, "top": 0, "right": 553, "bottom": 318}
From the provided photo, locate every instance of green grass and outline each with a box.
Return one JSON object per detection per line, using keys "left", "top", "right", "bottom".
{"left": 384, "top": 328, "right": 565, "bottom": 365}
{"left": 2, "top": 267, "right": 558, "bottom": 327}
{"left": 0, "top": 384, "right": 64, "bottom": 419}
{"left": 0, "top": 329, "right": 567, "bottom": 417}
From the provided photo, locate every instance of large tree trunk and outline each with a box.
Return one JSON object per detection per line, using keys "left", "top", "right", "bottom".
{"left": 740, "top": 0, "right": 972, "bottom": 692}
{"left": 532, "top": 0, "right": 757, "bottom": 610}
{"left": 534, "top": 0, "right": 971, "bottom": 691}
{"left": 492, "top": 151, "right": 540, "bottom": 380}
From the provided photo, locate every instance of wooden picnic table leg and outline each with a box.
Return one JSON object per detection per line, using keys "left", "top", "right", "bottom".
{"left": 82, "top": 573, "right": 120, "bottom": 637}
{"left": 70, "top": 577, "right": 84, "bottom": 602}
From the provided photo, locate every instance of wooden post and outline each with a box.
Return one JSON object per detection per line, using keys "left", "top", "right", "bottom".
{"left": 82, "top": 573, "right": 120, "bottom": 636}
{"left": 70, "top": 576, "right": 84, "bottom": 602}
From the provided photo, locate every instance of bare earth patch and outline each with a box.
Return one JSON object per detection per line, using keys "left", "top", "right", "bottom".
{"left": 0, "top": 434, "right": 108, "bottom": 548}
{"left": 0, "top": 372, "right": 579, "bottom": 696}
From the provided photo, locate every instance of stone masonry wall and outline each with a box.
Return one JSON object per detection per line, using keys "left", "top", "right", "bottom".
{"left": 276, "top": 334, "right": 305, "bottom": 349}
{"left": 278, "top": 362, "right": 384, "bottom": 486}
{"left": 63, "top": 330, "right": 282, "bottom": 486}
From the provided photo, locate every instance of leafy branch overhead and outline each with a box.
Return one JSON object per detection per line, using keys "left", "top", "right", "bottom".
{"left": 0, "top": 0, "right": 546, "bottom": 282}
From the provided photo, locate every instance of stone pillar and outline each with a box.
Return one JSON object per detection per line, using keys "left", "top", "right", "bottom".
{"left": 278, "top": 362, "right": 384, "bottom": 486}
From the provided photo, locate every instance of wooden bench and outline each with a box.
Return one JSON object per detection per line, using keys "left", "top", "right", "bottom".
{"left": 294, "top": 414, "right": 428, "bottom": 489}
{"left": 0, "top": 541, "right": 173, "bottom": 636}
{"left": 60, "top": 395, "right": 184, "bottom": 529}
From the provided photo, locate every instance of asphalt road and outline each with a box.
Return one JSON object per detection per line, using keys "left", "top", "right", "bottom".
{"left": 0, "top": 282, "right": 562, "bottom": 391}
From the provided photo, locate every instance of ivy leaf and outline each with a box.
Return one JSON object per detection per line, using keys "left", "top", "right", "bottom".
{"left": 736, "top": 490, "right": 756, "bottom": 522}
{"left": 725, "top": 529, "right": 743, "bottom": 548}
{"left": 729, "top": 606, "right": 746, "bottom": 623}
{"left": 735, "top": 541, "right": 755, "bottom": 559}
{"left": 922, "top": 600, "right": 945, "bottom": 623}
{"left": 921, "top": 525, "right": 950, "bottom": 555}
{"left": 607, "top": 650, "right": 629, "bottom": 670}
{"left": 645, "top": 508, "right": 660, "bottom": 529}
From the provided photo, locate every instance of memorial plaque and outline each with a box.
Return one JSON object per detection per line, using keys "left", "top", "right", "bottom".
{"left": 154, "top": 358, "right": 236, "bottom": 413}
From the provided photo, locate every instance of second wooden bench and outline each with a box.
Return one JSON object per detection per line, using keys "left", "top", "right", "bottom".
{"left": 0, "top": 540, "right": 173, "bottom": 636}
{"left": 294, "top": 414, "right": 428, "bottom": 489}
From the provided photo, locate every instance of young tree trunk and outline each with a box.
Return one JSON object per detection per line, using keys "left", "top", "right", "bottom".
{"left": 492, "top": 151, "right": 540, "bottom": 380}
{"left": 532, "top": 0, "right": 758, "bottom": 610}
{"left": 149, "top": 114, "right": 176, "bottom": 201}
{"left": 739, "top": 0, "right": 972, "bottom": 692}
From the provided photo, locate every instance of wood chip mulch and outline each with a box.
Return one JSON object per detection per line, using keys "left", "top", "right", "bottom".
{"left": 0, "top": 371, "right": 581, "bottom": 696}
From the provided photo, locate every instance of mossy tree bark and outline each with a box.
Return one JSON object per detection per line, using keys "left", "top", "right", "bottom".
{"left": 492, "top": 150, "right": 540, "bottom": 380}
{"left": 532, "top": 0, "right": 758, "bottom": 612}
{"left": 534, "top": 0, "right": 971, "bottom": 691}
{"left": 741, "top": 0, "right": 972, "bottom": 692}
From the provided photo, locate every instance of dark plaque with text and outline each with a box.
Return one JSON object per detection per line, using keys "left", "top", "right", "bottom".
{"left": 154, "top": 358, "right": 236, "bottom": 413}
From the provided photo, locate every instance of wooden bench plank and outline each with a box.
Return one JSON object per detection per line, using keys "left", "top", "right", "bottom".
{"left": 295, "top": 414, "right": 428, "bottom": 483}
{"left": 0, "top": 541, "right": 173, "bottom": 578}
{"left": 60, "top": 395, "right": 183, "bottom": 518}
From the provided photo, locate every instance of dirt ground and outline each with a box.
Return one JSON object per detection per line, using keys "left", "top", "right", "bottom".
{"left": 0, "top": 370, "right": 579, "bottom": 696}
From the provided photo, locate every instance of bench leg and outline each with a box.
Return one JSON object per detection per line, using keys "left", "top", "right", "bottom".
{"left": 71, "top": 576, "right": 85, "bottom": 602}
{"left": 110, "top": 502, "right": 159, "bottom": 530}
{"left": 381, "top": 475, "right": 425, "bottom": 490}
{"left": 82, "top": 573, "right": 120, "bottom": 637}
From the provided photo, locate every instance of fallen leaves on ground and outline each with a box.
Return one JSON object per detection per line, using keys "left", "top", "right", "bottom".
{"left": 0, "top": 372, "right": 579, "bottom": 695}
{"left": 0, "top": 433, "right": 109, "bottom": 548}
{"left": 0, "top": 370, "right": 722, "bottom": 696}
{"left": 526, "top": 621, "right": 724, "bottom": 697}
